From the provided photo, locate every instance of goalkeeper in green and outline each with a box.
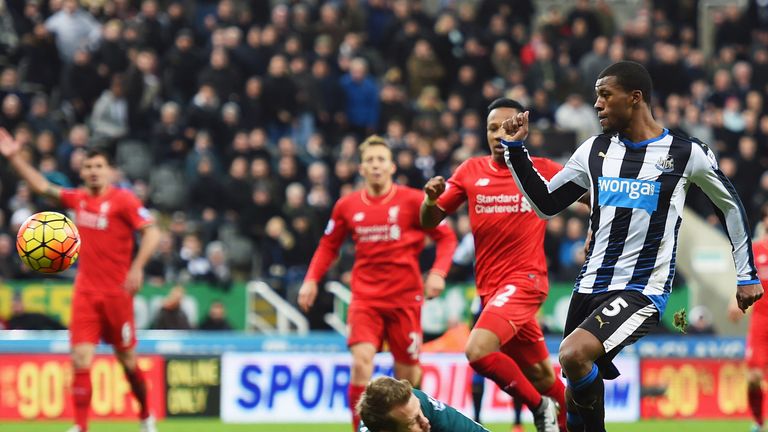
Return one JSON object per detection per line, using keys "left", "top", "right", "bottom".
{"left": 357, "top": 376, "right": 489, "bottom": 432}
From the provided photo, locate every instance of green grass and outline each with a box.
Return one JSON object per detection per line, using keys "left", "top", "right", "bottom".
{"left": 0, "top": 419, "right": 755, "bottom": 432}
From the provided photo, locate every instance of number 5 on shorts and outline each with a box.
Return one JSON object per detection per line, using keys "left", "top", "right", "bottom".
{"left": 601, "top": 297, "right": 629, "bottom": 317}
{"left": 490, "top": 285, "right": 516, "bottom": 308}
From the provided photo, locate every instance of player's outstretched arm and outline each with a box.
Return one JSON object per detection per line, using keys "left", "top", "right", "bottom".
{"left": 689, "top": 141, "right": 762, "bottom": 310}
{"left": 420, "top": 176, "right": 448, "bottom": 229}
{"left": 0, "top": 128, "right": 61, "bottom": 201}
{"left": 501, "top": 112, "right": 589, "bottom": 218}
{"left": 125, "top": 224, "right": 161, "bottom": 295}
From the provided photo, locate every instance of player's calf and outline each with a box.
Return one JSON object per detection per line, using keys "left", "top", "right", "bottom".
{"left": 565, "top": 364, "right": 605, "bottom": 432}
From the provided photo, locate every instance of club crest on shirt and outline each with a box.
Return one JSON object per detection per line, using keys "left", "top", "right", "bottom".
{"left": 474, "top": 178, "right": 490, "bottom": 186}
{"left": 387, "top": 206, "right": 400, "bottom": 223}
{"left": 654, "top": 154, "right": 674, "bottom": 172}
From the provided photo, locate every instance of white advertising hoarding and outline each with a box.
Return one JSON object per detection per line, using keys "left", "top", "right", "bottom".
{"left": 221, "top": 352, "right": 639, "bottom": 423}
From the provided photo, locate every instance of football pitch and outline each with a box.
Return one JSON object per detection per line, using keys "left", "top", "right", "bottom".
{"left": 0, "top": 420, "right": 755, "bottom": 432}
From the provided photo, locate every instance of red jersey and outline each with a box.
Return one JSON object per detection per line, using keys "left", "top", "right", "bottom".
{"left": 437, "top": 156, "right": 562, "bottom": 298}
{"left": 60, "top": 186, "right": 154, "bottom": 294}
{"left": 751, "top": 239, "right": 768, "bottom": 316}
{"left": 305, "top": 184, "right": 457, "bottom": 307}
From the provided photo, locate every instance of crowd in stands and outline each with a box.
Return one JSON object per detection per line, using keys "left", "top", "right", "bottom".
{"left": 0, "top": 0, "right": 767, "bottom": 326}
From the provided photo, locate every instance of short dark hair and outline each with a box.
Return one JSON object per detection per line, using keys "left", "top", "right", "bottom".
{"left": 598, "top": 61, "right": 653, "bottom": 104}
{"left": 85, "top": 148, "right": 114, "bottom": 166}
{"left": 487, "top": 97, "right": 525, "bottom": 114}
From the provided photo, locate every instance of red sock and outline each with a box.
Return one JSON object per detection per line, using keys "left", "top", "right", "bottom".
{"left": 72, "top": 369, "right": 92, "bottom": 431}
{"left": 749, "top": 386, "right": 764, "bottom": 426}
{"left": 348, "top": 384, "right": 366, "bottom": 431}
{"left": 470, "top": 352, "right": 542, "bottom": 410}
{"left": 542, "top": 376, "right": 567, "bottom": 430}
{"left": 124, "top": 365, "right": 149, "bottom": 419}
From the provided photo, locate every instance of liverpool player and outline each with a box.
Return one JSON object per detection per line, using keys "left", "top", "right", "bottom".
{"left": 421, "top": 98, "right": 564, "bottom": 432}
{"left": 298, "top": 135, "right": 457, "bottom": 431}
{"left": 0, "top": 128, "right": 161, "bottom": 432}
{"left": 730, "top": 204, "right": 768, "bottom": 432}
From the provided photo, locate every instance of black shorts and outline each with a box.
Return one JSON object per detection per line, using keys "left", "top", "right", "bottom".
{"left": 563, "top": 290, "right": 659, "bottom": 380}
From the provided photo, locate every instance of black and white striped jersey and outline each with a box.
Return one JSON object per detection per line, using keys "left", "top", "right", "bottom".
{"left": 503, "top": 129, "right": 760, "bottom": 315}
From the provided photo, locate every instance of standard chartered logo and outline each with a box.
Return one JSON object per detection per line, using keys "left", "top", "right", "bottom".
{"left": 597, "top": 176, "right": 661, "bottom": 214}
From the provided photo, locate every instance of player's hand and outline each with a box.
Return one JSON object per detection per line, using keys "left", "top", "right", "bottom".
{"left": 501, "top": 111, "right": 530, "bottom": 142}
{"left": 423, "top": 176, "right": 446, "bottom": 201}
{"left": 424, "top": 272, "right": 446, "bottom": 300}
{"left": 297, "top": 281, "right": 318, "bottom": 312}
{"left": 0, "top": 128, "right": 22, "bottom": 158}
{"left": 736, "top": 282, "right": 764, "bottom": 313}
{"left": 124, "top": 265, "right": 144, "bottom": 295}
{"left": 727, "top": 298, "right": 744, "bottom": 323}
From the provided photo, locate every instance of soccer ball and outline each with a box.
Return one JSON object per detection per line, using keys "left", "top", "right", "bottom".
{"left": 16, "top": 211, "right": 81, "bottom": 273}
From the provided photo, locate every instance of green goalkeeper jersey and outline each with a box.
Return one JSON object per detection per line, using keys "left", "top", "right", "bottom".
{"left": 359, "top": 389, "right": 489, "bottom": 432}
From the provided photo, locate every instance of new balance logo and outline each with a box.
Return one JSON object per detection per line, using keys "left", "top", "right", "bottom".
{"left": 597, "top": 176, "right": 661, "bottom": 214}
{"left": 595, "top": 315, "right": 609, "bottom": 329}
{"left": 475, "top": 178, "right": 490, "bottom": 186}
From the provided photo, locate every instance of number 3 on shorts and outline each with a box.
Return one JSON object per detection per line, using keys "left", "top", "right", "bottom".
{"left": 601, "top": 297, "right": 629, "bottom": 317}
{"left": 490, "top": 285, "right": 517, "bottom": 308}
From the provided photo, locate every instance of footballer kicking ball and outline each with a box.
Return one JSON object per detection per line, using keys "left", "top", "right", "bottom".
{"left": 16, "top": 211, "right": 81, "bottom": 273}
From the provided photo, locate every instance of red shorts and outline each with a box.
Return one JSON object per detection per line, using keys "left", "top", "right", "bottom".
{"left": 475, "top": 278, "right": 549, "bottom": 368}
{"left": 70, "top": 289, "right": 137, "bottom": 351}
{"left": 746, "top": 313, "right": 768, "bottom": 368}
{"left": 347, "top": 302, "right": 422, "bottom": 365}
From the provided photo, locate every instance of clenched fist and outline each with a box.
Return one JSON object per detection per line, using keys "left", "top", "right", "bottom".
{"left": 424, "top": 176, "right": 446, "bottom": 201}
{"left": 501, "top": 111, "right": 530, "bottom": 142}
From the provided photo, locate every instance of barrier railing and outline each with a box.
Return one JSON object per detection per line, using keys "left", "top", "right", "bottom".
{"left": 324, "top": 281, "right": 351, "bottom": 336}
{"left": 246, "top": 280, "right": 309, "bottom": 335}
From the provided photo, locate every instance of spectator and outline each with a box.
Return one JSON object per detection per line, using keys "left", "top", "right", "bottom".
{"left": 686, "top": 305, "right": 716, "bottom": 335}
{"left": 340, "top": 57, "right": 379, "bottom": 138}
{"left": 163, "top": 29, "right": 202, "bottom": 104}
{"left": 262, "top": 54, "right": 297, "bottom": 143}
{"left": 198, "top": 301, "right": 233, "bottom": 330}
{"left": 90, "top": 74, "right": 129, "bottom": 145}
{"left": 19, "top": 24, "right": 61, "bottom": 94}
{"left": 6, "top": 294, "right": 66, "bottom": 330}
{"left": 554, "top": 93, "right": 601, "bottom": 143}
{"left": 44, "top": 0, "right": 101, "bottom": 64}
{"left": 151, "top": 285, "right": 193, "bottom": 330}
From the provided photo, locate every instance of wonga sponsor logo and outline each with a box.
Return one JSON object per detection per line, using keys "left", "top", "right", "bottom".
{"left": 597, "top": 176, "right": 661, "bottom": 215}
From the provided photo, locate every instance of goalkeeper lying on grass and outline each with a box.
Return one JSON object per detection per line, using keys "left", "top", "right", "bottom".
{"left": 357, "top": 376, "right": 489, "bottom": 432}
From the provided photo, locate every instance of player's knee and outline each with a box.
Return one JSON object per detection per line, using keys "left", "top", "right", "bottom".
{"left": 558, "top": 342, "right": 589, "bottom": 373}
{"left": 465, "top": 342, "right": 491, "bottom": 363}
{"left": 71, "top": 353, "right": 92, "bottom": 370}
{"left": 748, "top": 369, "right": 764, "bottom": 388}
{"left": 351, "top": 353, "right": 374, "bottom": 377}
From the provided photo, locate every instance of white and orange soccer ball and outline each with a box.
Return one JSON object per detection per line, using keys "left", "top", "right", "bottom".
{"left": 16, "top": 211, "right": 81, "bottom": 273}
